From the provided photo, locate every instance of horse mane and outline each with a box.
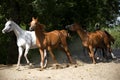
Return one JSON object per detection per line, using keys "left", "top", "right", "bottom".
{"left": 38, "top": 23, "right": 46, "bottom": 32}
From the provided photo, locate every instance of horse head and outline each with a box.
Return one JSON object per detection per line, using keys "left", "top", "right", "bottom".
{"left": 2, "top": 19, "right": 14, "bottom": 33}
{"left": 66, "top": 23, "right": 80, "bottom": 31}
{"left": 29, "top": 17, "right": 45, "bottom": 31}
{"left": 29, "top": 17, "right": 39, "bottom": 31}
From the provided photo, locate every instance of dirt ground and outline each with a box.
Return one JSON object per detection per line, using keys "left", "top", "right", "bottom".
{"left": 0, "top": 60, "right": 120, "bottom": 80}
{"left": 0, "top": 38, "right": 120, "bottom": 80}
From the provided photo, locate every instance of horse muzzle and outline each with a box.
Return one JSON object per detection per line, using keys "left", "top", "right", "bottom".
{"left": 2, "top": 29, "right": 6, "bottom": 34}
{"left": 2, "top": 28, "right": 11, "bottom": 33}
{"left": 65, "top": 25, "right": 71, "bottom": 29}
{"left": 29, "top": 27, "right": 34, "bottom": 31}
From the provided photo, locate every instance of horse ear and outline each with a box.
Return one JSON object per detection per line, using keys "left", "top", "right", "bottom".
{"left": 32, "top": 17, "right": 35, "bottom": 20}
{"left": 9, "top": 18, "right": 12, "bottom": 21}
{"left": 5, "top": 18, "right": 8, "bottom": 21}
{"left": 36, "top": 17, "right": 38, "bottom": 21}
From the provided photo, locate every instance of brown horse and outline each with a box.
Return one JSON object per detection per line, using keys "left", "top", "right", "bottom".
{"left": 29, "top": 17, "right": 73, "bottom": 70}
{"left": 67, "top": 23, "right": 116, "bottom": 64}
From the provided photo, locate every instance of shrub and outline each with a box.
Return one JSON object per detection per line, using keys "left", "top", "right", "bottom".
{"left": 103, "top": 26, "right": 120, "bottom": 49}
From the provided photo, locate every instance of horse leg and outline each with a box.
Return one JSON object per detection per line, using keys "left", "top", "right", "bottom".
{"left": 89, "top": 47, "right": 96, "bottom": 64}
{"left": 102, "top": 48, "right": 107, "bottom": 58}
{"left": 39, "top": 48, "right": 44, "bottom": 70}
{"left": 60, "top": 37, "right": 73, "bottom": 63}
{"left": 63, "top": 46, "right": 73, "bottom": 64}
{"left": 43, "top": 49, "right": 47, "bottom": 68}
{"left": 107, "top": 45, "right": 116, "bottom": 59}
{"left": 47, "top": 46, "right": 57, "bottom": 63}
{"left": 24, "top": 45, "right": 31, "bottom": 65}
{"left": 17, "top": 47, "right": 23, "bottom": 69}
{"left": 94, "top": 48, "right": 97, "bottom": 55}
{"left": 94, "top": 48, "right": 99, "bottom": 60}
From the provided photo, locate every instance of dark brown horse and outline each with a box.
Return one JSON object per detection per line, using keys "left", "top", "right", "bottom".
{"left": 67, "top": 23, "right": 116, "bottom": 64}
{"left": 29, "top": 17, "right": 73, "bottom": 70}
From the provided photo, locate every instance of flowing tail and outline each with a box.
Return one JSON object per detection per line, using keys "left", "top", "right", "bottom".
{"left": 104, "top": 30, "right": 115, "bottom": 44}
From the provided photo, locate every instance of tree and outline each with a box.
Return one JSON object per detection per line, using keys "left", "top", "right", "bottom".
{"left": 32, "top": 0, "right": 119, "bottom": 29}
{"left": 0, "top": 0, "right": 119, "bottom": 64}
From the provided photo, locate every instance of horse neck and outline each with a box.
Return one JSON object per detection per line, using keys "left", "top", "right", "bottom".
{"left": 12, "top": 22, "right": 25, "bottom": 38}
{"left": 76, "top": 28, "right": 88, "bottom": 41}
{"left": 35, "top": 24, "right": 45, "bottom": 44}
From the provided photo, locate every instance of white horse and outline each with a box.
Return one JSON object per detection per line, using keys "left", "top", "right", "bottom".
{"left": 2, "top": 19, "right": 47, "bottom": 69}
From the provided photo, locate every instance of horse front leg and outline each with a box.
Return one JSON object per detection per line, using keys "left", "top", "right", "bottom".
{"left": 17, "top": 47, "right": 24, "bottom": 70}
{"left": 88, "top": 47, "right": 96, "bottom": 64}
{"left": 39, "top": 48, "right": 44, "bottom": 70}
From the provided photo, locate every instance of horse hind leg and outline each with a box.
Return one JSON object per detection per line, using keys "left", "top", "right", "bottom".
{"left": 24, "top": 47, "right": 31, "bottom": 65}
{"left": 107, "top": 45, "right": 116, "bottom": 59}
{"left": 47, "top": 46, "right": 57, "bottom": 63}
{"left": 94, "top": 48, "right": 99, "bottom": 60}
{"left": 61, "top": 45, "right": 73, "bottom": 64}
{"left": 111, "top": 52, "right": 116, "bottom": 59}
{"left": 17, "top": 47, "right": 24, "bottom": 70}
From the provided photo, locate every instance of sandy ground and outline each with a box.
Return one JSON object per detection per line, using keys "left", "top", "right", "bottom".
{"left": 0, "top": 38, "right": 120, "bottom": 80}
{"left": 0, "top": 60, "right": 120, "bottom": 80}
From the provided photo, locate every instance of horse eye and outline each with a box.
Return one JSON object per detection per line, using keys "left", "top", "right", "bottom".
{"left": 9, "top": 24, "right": 12, "bottom": 26}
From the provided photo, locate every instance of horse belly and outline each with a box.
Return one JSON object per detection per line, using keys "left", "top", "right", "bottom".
{"left": 30, "top": 38, "right": 37, "bottom": 49}
{"left": 30, "top": 45, "right": 38, "bottom": 49}
{"left": 93, "top": 41, "right": 105, "bottom": 48}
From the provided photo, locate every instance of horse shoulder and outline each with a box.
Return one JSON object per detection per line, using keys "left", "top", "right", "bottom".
{"left": 17, "top": 31, "right": 34, "bottom": 47}
{"left": 28, "top": 31, "right": 37, "bottom": 47}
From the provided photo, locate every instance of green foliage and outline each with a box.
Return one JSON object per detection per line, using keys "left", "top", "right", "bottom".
{"left": 102, "top": 26, "right": 120, "bottom": 49}
{"left": 31, "top": 0, "right": 119, "bottom": 30}
{"left": 0, "top": 0, "right": 119, "bottom": 64}
{"left": 20, "top": 23, "right": 27, "bottom": 30}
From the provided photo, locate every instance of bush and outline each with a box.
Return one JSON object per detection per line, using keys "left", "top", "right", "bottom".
{"left": 103, "top": 26, "right": 120, "bottom": 49}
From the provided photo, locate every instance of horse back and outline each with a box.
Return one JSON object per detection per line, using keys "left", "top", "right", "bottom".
{"left": 45, "top": 30, "right": 61, "bottom": 47}
{"left": 60, "top": 30, "right": 70, "bottom": 38}
{"left": 97, "top": 30, "right": 115, "bottom": 44}
{"left": 87, "top": 31, "right": 105, "bottom": 47}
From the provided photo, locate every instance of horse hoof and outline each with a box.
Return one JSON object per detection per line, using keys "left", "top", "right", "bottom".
{"left": 40, "top": 68, "right": 44, "bottom": 71}
{"left": 96, "top": 57, "right": 100, "bottom": 60}
{"left": 71, "top": 61, "right": 76, "bottom": 64}
{"left": 93, "top": 62, "right": 96, "bottom": 64}
{"left": 52, "top": 63, "right": 60, "bottom": 69}
{"left": 29, "top": 63, "right": 33, "bottom": 66}
{"left": 16, "top": 67, "right": 21, "bottom": 71}
{"left": 113, "top": 56, "right": 117, "bottom": 59}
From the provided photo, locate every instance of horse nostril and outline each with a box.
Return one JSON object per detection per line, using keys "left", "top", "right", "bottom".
{"left": 29, "top": 27, "right": 33, "bottom": 31}
{"left": 65, "top": 25, "right": 71, "bottom": 29}
{"left": 65, "top": 25, "right": 69, "bottom": 29}
{"left": 65, "top": 26, "right": 67, "bottom": 29}
{"left": 2, "top": 30, "right": 6, "bottom": 34}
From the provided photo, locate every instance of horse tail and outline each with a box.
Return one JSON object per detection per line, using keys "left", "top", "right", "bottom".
{"left": 104, "top": 30, "right": 115, "bottom": 44}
